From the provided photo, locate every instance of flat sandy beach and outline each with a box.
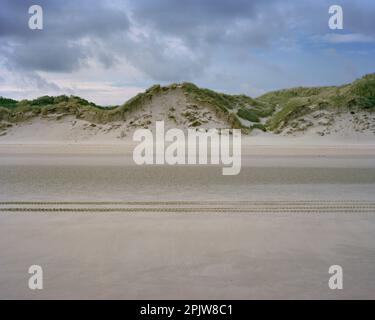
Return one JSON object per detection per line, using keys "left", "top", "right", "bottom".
{"left": 0, "top": 141, "right": 375, "bottom": 299}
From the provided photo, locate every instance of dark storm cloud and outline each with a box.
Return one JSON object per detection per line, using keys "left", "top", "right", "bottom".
{"left": 127, "top": 0, "right": 296, "bottom": 53}
{"left": 121, "top": 0, "right": 292, "bottom": 80}
{"left": 0, "top": 0, "right": 290, "bottom": 78}
{"left": 0, "top": 0, "right": 375, "bottom": 88}
{"left": 0, "top": 0, "right": 130, "bottom": 72}
{"left": 0, "top": 0, "right": 130, "bottom": 38}
{"left": 6, "top": 40, "right": 87, "bottom": 72}
{"left": 343, "top": 0, "right": 375, "bottom": 36}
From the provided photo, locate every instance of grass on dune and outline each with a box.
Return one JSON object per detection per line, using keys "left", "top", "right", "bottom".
{"left": 1, "top": 73, "right": 374, "bottom": 132}
{"left": 258, "top": 73, "right": 375, "bottom": 131}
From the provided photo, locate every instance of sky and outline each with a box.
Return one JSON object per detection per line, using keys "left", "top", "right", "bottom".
{"left": 0, "top": 0, "right": 375, "bottom": 105}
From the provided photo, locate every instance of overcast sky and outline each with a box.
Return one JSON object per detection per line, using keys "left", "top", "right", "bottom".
{"left": 0, "top": 0, "right": 375, "bottom": 105}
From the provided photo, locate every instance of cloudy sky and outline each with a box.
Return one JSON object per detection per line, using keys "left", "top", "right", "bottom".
{"left": 0, "top": 0, "right": 375, "bottom": 105}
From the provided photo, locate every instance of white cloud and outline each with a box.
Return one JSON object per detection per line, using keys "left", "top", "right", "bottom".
{"left": 321, "top": 33, "right": 374, "bottom": 44}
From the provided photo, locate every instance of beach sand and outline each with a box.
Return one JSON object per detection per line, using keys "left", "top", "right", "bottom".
{"left": 0, "top": 141, "right": 374, "bottom": 299}
{"left": 1, "top": 211, "right": 375, "bottom": 300}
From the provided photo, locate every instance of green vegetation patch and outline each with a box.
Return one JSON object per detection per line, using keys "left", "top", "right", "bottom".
{"left": 266, "top": 97, "right": 311, "bottom": 131}
{"left": 0, "top": 97, "right": 18, "bottom": 109}
{"left": 0, "top": 107, "right": 11, "bottom": 121}
{"left": 348, "top": 74, "right": 375, "bottom": 110}
{"left": 237, "top": 108, "right": 260, "bottom": 123}
{"left": 251, "top": 123, "right": 267, "bottom": 132}
{"left": 182, "top": 83, "right": 236, "bottom": 113}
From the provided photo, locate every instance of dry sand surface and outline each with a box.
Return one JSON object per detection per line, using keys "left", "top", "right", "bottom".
{"left": 1, "top": 211, "right": 375, "bottom": 300}
{"left": 0, "top": 141, "right": 375, "bottom": 299}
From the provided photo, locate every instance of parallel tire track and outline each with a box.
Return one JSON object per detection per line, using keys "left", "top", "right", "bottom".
{"left": 0, "top": 200, "right": 374, "bottom": 206}
{"left": 0, "top": 200, "right": 374, "bottom": 214}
